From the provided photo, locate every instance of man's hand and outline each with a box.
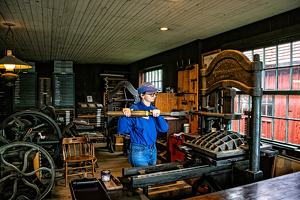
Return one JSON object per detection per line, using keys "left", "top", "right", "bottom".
{"left": 122, "top": 108, "right": 131, "bottom": 117}
{"left": 151, "top": 109, "right": 160, "bottom": 117}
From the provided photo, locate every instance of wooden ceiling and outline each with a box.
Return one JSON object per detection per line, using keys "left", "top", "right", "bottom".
{"left": 0, "top": 0, "right": 299, "bottom": 65}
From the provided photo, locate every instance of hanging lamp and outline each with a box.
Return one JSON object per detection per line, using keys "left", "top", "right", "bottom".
{"left": 0, "top": 23, "right": 31, "bottom": 86}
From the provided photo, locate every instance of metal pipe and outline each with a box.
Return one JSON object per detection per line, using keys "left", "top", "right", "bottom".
{"left": 250, "top": 54, "right": 263, "bottom": 172}
{"left": 250, "top": 96, "right": 261, "bottom": 172}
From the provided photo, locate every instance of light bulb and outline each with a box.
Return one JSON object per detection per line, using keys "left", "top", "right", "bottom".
{"left": 160, "top": 27, "right": 168, "bottom": 31}
{"left": 4, "top": 64, "right": 15, "bottom": 72}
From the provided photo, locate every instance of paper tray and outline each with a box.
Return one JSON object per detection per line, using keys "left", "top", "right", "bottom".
{"left": 69, "top": 178, "right": 111, "bottom": 200}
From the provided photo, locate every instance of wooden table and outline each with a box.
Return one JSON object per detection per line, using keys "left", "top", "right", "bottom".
{"left": 183, "top": 171, "right": 300, "bottom": 200}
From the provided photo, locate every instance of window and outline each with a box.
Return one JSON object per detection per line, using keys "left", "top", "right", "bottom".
{"left": 144, "top": 68, "right": 163, "bottom": 92}
{"left": 233, "top": 40, "right": 300, "bottom": 146}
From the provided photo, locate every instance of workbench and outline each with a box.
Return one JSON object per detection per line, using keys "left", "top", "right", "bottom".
{"left": 183, "top": 171, "right": 300, "bottom": 200}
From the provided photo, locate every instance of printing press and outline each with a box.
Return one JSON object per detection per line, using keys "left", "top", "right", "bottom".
{"left": 121, "top": 50, "right": 279, "bottom": 196}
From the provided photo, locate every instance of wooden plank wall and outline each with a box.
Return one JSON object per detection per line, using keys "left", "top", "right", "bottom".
{"left": 155, "top": 64, "right": 199, "bottom": 134}
{"left": 178, "top": 64, "right": 199, "bottom": 133}
{"left": 155, "top": 93, "right": 177, "bottom": 113}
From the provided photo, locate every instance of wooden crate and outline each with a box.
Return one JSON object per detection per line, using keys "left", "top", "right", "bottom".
{"left": 113, "top": 134, "right": 124, "bottom": 143}
{"left": 114, "top": 143, "right": 124, "bottom": 151}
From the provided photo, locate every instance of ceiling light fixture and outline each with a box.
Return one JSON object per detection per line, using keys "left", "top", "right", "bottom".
{"left": 0, "top": 23, "right": 31, "bottom": 86}
{"left": 160, "top": 27, "right": 169, "bottom": 31}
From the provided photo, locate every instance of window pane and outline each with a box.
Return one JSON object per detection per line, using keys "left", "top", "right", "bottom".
{"left": 261, "top": 71, "right": 264, "bottom": 89}
{"left": 274, "top": 95, "right": 286, "bottom": 118}
{"left": 265, "top": 46, "right": 277, "bottom": 68}
{"left": 234, "top": 95, "right": 239, "bottom": 113}
{"left": 158, "top": 82, "right": 162, "bottom": 91}
{"left": 289, "top": 95, "right": 300, "bottom": 119}
{"left": 148, "top": 71, "right": 151, "bottom": 82}
{"left": 262, "top": 95, "right": 272, "bottom": 116}
{"left": 273, "top": 119, "right": 286, "bottom": 142}
{"left": 261, "top": 117, "right": 272, "bottom": 139}
{"left": 288, "top": 121, "right": 300, "bottom": 145}
{"left": 232, "top": 120, "right": 239, "bottom": 132}
{"left": 243, "top": 51, "right": 253, "bottom": 61}
{"left": 265, "top": 69, "right": 276, "bottom": 90}
{"left": 278, "top": 43, "right": 291, "bottom": 67}
{"left": 145, "top": 72, "right": 149, "bottom": 81}
{"left": 292, "top": 66, "right": 300, "bottom": 90}
{"left": 277, "top": 68, "right": 290, "bottom": 90}
{"left": 159, "top": 69, "right": 162, "bottom": 81}
{"left": 145, "top": 68, "right": 163, "bottom": 92}
{"left": 239, "top": 115, "right": 248, "bottom": 134}
{"left": 240, "top": 95, "right": 250, "bottom": 114}
{"left": 292, "top": 40, "right": 300, "bottom": 65}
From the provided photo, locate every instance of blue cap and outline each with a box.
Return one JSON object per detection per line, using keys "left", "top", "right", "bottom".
{"left": 138, "top": 82, "right": 158, "bottom": 94}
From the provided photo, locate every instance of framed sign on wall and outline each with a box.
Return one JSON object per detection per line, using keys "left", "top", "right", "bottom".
{"left": 201, "top": 49, "right": 221, "bottom": 69}
{"left": 87, "top": 95, "right": 93, "bottom": 102}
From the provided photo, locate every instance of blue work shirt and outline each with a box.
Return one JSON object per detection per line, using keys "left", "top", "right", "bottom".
{"left": 117, "top": 101, "right": 169, "bottom": 146}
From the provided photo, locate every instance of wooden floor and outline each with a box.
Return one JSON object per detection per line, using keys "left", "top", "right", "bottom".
{"left": 46, "top": 142, "right": 300, "bottom": 200}
{"left": 46, "top": 142, "right": 139, "bottom": 200}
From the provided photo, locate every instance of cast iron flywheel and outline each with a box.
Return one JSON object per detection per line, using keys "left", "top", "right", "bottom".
{"left": 0, "top": 110, "right": 62, "bottom": 164}
{"left": 0, "top": 142, "right": 55, "bottom": 200}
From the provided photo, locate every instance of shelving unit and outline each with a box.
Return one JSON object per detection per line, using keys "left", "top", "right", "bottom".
{"left": 77, "top": 102, "right": 105, "bottom": 127}
{"left": 52, "top": 61, "right": 75, "bottom": 126}
{"left": 52, "top": 73, "right": 75, "bottom": 108}
{"left": 0, "top": 84, "right": 12, "bottom": 122}
{"left": 55, "top": 107, "right": 75, "bottom": 126}
{"left": 13, "top": 72, "right": 37, "bottom": 110}
{"left": 39, "top": 77, "right": 51, "bottom": 108}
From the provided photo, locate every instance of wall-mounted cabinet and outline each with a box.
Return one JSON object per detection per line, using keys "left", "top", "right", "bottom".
{"left": 177, "top": 64, "right": 199, "bottom": 133}
{"left": 0, "top": 84, "right": 12, "bottom": 121}
{"left": 13, "top": 72, "right": 37, "bottom": 110}
{"left": 52, "top": 73, "right": 75, "bottom": 108}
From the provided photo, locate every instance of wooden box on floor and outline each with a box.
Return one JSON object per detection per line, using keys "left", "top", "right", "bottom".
{"left": 113, "top": 134, "right": 124, "bottom": 143}
{"left": 113, "top": 134, "right": 123, "bottom": 143}
{"left": 114, "top": 143, "right": 124, "bottom": 151}
{"left": 139, "top": 181, "right": 192, "bottom": 200}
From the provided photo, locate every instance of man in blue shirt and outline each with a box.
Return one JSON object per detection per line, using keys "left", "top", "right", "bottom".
{"left": 118, "top": 82, "right": 169, "bottom": 167}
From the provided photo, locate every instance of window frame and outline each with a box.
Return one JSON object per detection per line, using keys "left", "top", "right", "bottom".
{"left": 233, "top": 40, "right": 300, "bottom": 147}
{"left": 142, "top": 65, "right": 163, "bottom": 92}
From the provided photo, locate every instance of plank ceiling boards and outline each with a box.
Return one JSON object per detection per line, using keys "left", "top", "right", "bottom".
{"left": 0, "top": 0, "right": 299, "bottom": 65}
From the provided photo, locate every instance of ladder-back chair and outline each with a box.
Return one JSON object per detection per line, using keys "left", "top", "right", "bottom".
{"left": 61, "top": 137, "right": 95, "bottom": 186}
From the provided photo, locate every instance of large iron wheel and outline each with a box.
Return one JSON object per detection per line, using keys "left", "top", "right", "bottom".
{"left": 0, "top": 142, "right": 55, "bottom": 200}
{"left": 0, "top": 110, "right": 62, "bottom": 164}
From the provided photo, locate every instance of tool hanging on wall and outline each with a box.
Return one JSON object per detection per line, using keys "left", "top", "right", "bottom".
{"left": 182, "top": 92, "right": 187, "bottom": 105}
{"left": 189, "top": 101, "right": 195, "bottom": 121}
{"left": 177, "top": 61, "right": 184, "bottom": 71}
{"left": 185, "top": 59, "right": 195, "bottom": 70}
{"left": 191, "top": 78, "right": 197, "bottom": 90}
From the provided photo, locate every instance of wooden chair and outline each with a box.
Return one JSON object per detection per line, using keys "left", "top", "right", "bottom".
{"left": 61, "top": 137, "right": 95, "bottom": 186}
